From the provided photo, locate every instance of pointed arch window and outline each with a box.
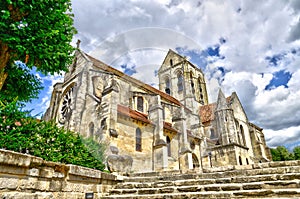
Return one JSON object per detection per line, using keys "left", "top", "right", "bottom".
{"left": 190, "top": 72, "right": 195, "bottom": 93}
{"left": 166, "top": 136, "right": 171, "bottom": 157}
{"left": 165, "top": 78, "right": 170, "bottom": 95}
{"left": 177, "top": 73, "right": 183, "bottom": 92}
{"left": 89, "top": 122, "right": 94, "bottom": 138}
{"left": 240, "top": 125, "right": 246, "bottom": 146}
{"left": 136, "top": 128, "right": 142, "bottom": 151}
{"left": 137, "top": 96, "right": 144, "bottom": 112}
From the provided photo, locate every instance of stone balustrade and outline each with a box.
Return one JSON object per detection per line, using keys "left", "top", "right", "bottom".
{"left": 0, "top": 149, "right": 118, "bottom": 199}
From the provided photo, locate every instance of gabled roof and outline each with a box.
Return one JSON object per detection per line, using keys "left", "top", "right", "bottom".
{"left": 85, "top": 53, "right": 181, "bottom": 106}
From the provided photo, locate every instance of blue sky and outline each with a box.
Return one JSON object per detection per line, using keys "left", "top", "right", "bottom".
{"left": 26, "top": 0, "right": 300, "bottom": 150}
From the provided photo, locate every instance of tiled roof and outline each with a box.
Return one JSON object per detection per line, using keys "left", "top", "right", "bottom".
{"left": 86, "top": 54, "right": 181, "bottom": 106}
{"left": 163, "top": 121, "right": 177, "bottom": 133}
{"left": 199, "top": 96, "right": 231, "bottom": 123}
{"left": 199, "top": 103, "right": 216, "bottom": 123}
{"left": 117, "top": 105, "right": 151, "bottom": 124}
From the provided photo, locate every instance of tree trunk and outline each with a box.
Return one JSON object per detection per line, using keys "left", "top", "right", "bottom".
{"left": 0, "top": 41, "right": 10, "bottom": 90}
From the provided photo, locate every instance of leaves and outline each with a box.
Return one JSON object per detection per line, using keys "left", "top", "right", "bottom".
{"left": 270, "top": 146, "right": 296, "bottom": 161}
{"left": 0, "top": 100, "right": 106, "bottom": 171}
{"left": 0, "top": 61, "right": 43, "bottom": 103}
{"left": 0, "top": 0, "right": 76, "bottom": 74}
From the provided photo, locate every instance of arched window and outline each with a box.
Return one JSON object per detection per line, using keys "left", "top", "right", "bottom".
{"left": 137, "top": 96, "right": 144, "bottom": 112}
{"left": 101, "top": 118, "right": 107, "bottom": 130}
{"left": 165, "top": 78, "right": 170, "bottom": 95}
{"left": 170, "top": 59, "right": 173, "bottom": 66}
{"left": 177, "top": 73, "right": 183, "bottom": 92}
{"left": 166, "top": 136, "right": 171, "bottom": 157}
{"left": 89, "top": 122, "right": 94, "bottom": 138}
{"left": 198, "top": 77, "right": 204, "bottom": 102}
{"left": 240, "top": 125, "right": 246, "bottom": 146}
{"left": 210, "top": 128, "right": 217, "bottom": 139}
{"left": 192, "top": 154, "right": 200, "bottom": 169}
{"left": 136, "top": 128, "right": 142, "bottom": 151}
{"left": 190, "top": 72, "right": 195, "bottom": 93}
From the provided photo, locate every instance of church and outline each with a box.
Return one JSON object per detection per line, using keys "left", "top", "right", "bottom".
{"left": 43, "top": 49, "right": 272, "bottom": 173}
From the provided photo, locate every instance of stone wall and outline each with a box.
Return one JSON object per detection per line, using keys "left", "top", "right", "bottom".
{"left": 0, "top": 149, "right": 118, "bottom": 199}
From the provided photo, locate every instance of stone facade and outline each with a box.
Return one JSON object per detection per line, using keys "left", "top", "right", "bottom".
{"left": 44, "top": 49, "right": 271, "bottom": 173}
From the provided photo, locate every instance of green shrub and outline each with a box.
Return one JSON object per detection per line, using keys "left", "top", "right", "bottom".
{"left": 0, "top": 99, "right": 106, "bottom": 171}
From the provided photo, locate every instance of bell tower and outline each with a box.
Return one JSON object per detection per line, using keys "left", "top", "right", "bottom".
{"left": 158, "top": 49, "right": 209, "bottom": 111}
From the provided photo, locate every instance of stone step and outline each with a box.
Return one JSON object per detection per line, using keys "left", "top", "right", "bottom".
{"left": 128, "top": 160, "right": 300, "bottom": 178}
{"left": 103, "top": 188, "right": 300, "bottom": 199}
{"left": 111, "top": 180, "right": 300, "bottom": 195}
{"left": 123, "top": 172, "right": 300, "bottom": 185}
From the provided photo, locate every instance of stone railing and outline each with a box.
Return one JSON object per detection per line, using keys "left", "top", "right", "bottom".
{"left": 0, "top": 149, "right": 118, "bottom": 198}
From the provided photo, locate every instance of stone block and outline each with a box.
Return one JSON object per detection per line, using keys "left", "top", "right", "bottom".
{"left": 107, "top": 154, "right": 133, "bottom": 174}
{"left": 177, "top": 186, "right": 201, "bottom": 192}
{"left": 242, "top": 182, "right": 263, "bottom": 190}
{"left": 159, "top": 187, "right": 175, "bottom": 193}
{"left": 0, "top": 177, "right": 19, "bottom": 190}
{"left": 137, "top": 188, "right": 157, "bottom": 194}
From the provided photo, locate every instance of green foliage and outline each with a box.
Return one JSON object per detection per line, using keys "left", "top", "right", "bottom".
{"left": 0, "top": 62, "right": 43, "bottom": 103}
{"left": 0, "top": 99, "right": 106, "bottom": 171}
{"left": 293, "top": 146, "right": 300, "bottom": 160}
{"left": 271, "top": 146, "right": 295, "bottom": 161}
{"left": 0, "top": 0, "right": 76, "bottom": 73}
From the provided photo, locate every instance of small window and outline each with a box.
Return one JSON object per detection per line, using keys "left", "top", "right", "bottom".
{"left": 167, "top": 136, "right": 171, "bottom": 157}
{"left": 239, "top": 156, "right": 242, "bottom": 165}
{"left": 170, "top": 59, "right": 173, "bottom": 66}
{"left": 246, "top": 158, "right": 249, "bottom": 165}
{"left": 190, "top": 140, "right": 195, "bottom": 150}
{"left": 101, "top": 118, "right": 107, "bottom": 130}
{"left": 177, "top": 73, "right": 183, "bottom": 92}
{"left": 137, "top": 96, "right": 144, "bottom": 112}
{"left": 136, "top": 128, "right": 142, "bottom": 151}
{"left": 165, "top": 78, "right": 170, "bottom": 95}
{"left": 89, "top": 122, "right": 94, "bottom": 137}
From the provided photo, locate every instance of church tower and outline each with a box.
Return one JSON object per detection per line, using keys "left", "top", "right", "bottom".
{"left": 157, "top": 49, "right": 209, "bottom": 112}
{"left": 215, "top": 89, "right": 238, "bottom": 145}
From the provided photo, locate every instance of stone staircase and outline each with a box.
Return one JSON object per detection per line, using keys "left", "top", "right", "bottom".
{"left": 103, "top": 160, "right": 300, "bottom": 198}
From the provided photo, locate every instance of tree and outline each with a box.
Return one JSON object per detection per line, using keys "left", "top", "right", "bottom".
{"left": 0, "top": 62, "right": 43, "bottom": 103}
{"left": 271, "top": 146, "right": 294, "bottom": 161}
{"left": 293, "top": 146, "right": 300, "bottom": 160}
{"left": 0, "top": 0, "right": 76, "bottom": 90}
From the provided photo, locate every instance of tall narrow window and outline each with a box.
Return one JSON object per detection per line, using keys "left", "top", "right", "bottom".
{"left": 89, "top": 122, "right": 94, "bottom": 138}
{"left": 165, "top": 78, "right": 170, "bottom": 94}
{"left": 190, "top": 72, "right": 195, "bottom": 93}
{"left": 177, "top": 73, "right": 183, "bottom": 92}
{"left": 240, "top": 125, "right": 246, "bottom": 146}
{"left": 198, "top": 77, "right": 204, "bottom": 102}
{"left": 166, "top": 136, "right": 171, "bottom": 157}
{"left": 239, "top": 156, "right": 242, "bottom": 165}
{"left": 137, "top": 96, "right": 144, "bottom": 112}
{"left": 136, "top": 128, "right": 142, "bottom": 151}
{"left": 170, "top": 59, "right": 173, "bottom": 66}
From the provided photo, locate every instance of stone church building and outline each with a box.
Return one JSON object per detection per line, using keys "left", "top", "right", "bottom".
{"left": 44, "top": 49, "right": 271, "bottom": 173}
